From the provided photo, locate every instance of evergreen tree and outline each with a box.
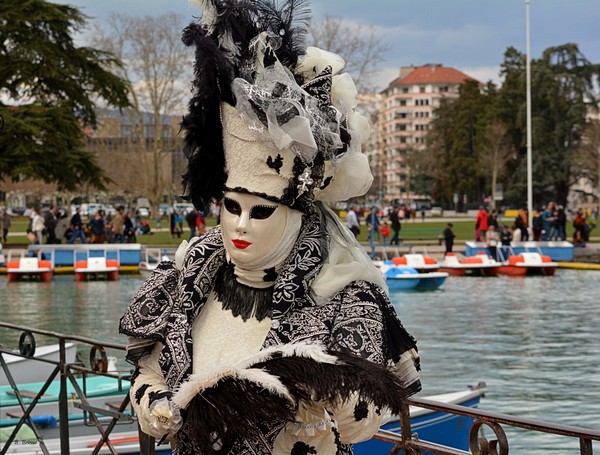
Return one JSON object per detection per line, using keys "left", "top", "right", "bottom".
{"left": 0, "top": 0, "right": 130, "bottom": 190}
{"left": 426, "top": 80, "right": 489, "bottom": 206}
{"left": 499, "top": 44, "right": 600, "bottom": 206}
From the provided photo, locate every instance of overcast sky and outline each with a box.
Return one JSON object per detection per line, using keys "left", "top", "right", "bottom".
{"left": 52, "top": 0, "right": 600, "bottom": 89}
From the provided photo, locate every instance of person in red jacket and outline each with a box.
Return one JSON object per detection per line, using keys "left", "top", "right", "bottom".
{"left": 475, "top": 206, "right": 489, "bottom": 241}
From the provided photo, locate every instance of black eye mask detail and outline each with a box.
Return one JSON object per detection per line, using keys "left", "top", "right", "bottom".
{"left": 224, "top": 197, "right": 242, "bottom": 216}
{"left": 250, "top": 204, "right": 277, "bottom": 220}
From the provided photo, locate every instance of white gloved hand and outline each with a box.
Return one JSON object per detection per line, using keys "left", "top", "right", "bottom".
{"left": 147, "top": 397, "right": 183, "bottom": 436}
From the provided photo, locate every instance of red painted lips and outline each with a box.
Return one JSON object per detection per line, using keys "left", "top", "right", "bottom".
{"left": 232, "top": 239, "right": 252, "bottom": 249}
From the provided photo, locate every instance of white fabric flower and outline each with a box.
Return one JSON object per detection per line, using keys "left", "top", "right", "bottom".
{"left": 148, "top": 397, "right": 183, "bottom": 435}
{"left": 348, "top": 111, "right": 371, "bottom": 145}
{"left": 316, "top": 153, "right": 373, "bottom": 203}
{"left": 332, "top": 73, "right": 358, "bottom": 111}
{"left": 296, "top": 47, "right": 345, "bottom": 77}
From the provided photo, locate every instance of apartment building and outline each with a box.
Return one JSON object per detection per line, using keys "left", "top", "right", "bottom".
{"left": 380, "top": 64, "right": 478, "bottom": 206}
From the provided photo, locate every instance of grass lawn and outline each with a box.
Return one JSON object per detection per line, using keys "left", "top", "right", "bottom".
{"left": 3, "top": 215, "right": 582, "bottom": 247}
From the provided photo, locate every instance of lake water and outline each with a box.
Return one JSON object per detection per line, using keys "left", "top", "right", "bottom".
{"left": 1, "top": 270, "right": 599, "bottom": 453}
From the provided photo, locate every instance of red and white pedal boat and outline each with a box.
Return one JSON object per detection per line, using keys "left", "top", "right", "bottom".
{"left": 7, "top": 256, "right": 54, "bottom": 282}
{"left": 497, "top": 251, "right": 558, "bottom": 276}
{"left": 74, "top": 257, "right": 119, "bottom": 281}
{"left": 390, "top": 253, "right": 439, "bottom": 273}
{"left": 438, "top": 252, "right": 500, "bottom": 277}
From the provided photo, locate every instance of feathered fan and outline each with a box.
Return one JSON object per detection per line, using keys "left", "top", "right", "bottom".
{"left": 172, "top": 342, "right": 416, "bottom": 454}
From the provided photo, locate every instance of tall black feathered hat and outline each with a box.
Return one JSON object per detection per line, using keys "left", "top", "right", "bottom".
{"left": 181, "top": 0, "right": 373, "bottom": 213}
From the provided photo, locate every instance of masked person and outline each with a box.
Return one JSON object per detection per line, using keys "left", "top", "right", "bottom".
{"left": 120, "top": 2, "right": 421, "bottom": 453}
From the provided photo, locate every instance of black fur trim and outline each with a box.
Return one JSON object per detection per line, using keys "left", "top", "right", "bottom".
{"left": 213, "top": 263, "right": 273, "bottom": 321}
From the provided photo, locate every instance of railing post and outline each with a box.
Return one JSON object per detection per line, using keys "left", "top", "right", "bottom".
{"left": 580, "top": 437, "right": 592, "bottom": 455}
{"left": 58, "top": 338, "right": 70, "bottom": 455}
{"left": 138, "top": 425, "right": 156, "bottom": 455}
{"left": 399, "top": 400, "right": 420, "bottom": 454}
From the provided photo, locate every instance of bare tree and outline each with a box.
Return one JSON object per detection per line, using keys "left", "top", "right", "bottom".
{"left": 91, "top": 13, "right": 191, "bottom": 213}
{"left": 309, "top": 15, "right": 389, "bottom": 92}
{"left": 479, "top": 120, "right": 515, "bottom": 210}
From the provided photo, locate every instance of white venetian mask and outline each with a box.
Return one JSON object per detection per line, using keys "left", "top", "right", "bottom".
{"left": 221, "top": 191, "right": 296, "bottom": 270}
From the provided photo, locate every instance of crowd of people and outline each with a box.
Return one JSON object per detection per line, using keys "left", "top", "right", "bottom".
{"left": 474, "top": 203, "right": 597, "bottom": 253}
{"left": 15, "top": 205, "right": 163, "bottom": 245}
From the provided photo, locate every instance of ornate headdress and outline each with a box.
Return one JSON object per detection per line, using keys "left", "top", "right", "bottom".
{"left": 181, "top": 0, "right": 373, "bottom": 213}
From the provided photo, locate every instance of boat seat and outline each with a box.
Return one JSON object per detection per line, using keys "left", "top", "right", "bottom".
{"left": 6, "top": 410, "right": 43, "bottom": 418}
{"left": 105, "top": 400, "right": 132, "bottom": 411}
{"left": 6, "top": 389, "right": 53, "bottom": 399}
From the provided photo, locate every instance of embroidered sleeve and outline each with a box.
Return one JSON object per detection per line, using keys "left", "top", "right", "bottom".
{"left": 119, "top": 261, "right": 180, "bottom": 343}
{"left": 130, "top": 342, "right": 174, "bottom": 438}
{"left": 325, "top": 281, "right": 421, "bottom": 444}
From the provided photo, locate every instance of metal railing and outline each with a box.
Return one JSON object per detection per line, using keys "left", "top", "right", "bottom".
{"left": 1, "top": 321, "right": 599, "bottom": 454}
{"left": 0, "top": 322, "right": 152, "bottom": 455}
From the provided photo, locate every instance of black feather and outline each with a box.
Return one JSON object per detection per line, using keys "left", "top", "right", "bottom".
{"left": 181, "top": 376, "right": 295, "bottom": 454}
{"left": 253, "top": 350, "right": 420, "bottom": 415}
{"left": 254, "top": 0, "right": 311, "bottom": 72}
{"left": 180, "top": 23, "right": 233, "bottom": 213}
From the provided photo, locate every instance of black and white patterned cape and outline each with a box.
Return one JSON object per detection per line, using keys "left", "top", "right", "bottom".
{"left": 120, "top": 211, "right": 420, "bottom": 454}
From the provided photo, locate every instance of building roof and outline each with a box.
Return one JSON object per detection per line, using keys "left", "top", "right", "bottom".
{"left": 391, "top": 65, "right": 477, "bottom": 86}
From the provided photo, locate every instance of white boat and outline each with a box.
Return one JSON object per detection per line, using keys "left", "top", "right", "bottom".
{"left": 0, "top": 343, "right": 77, "bottom": 386}
{"left": 0, "top": 430, "right": 171, "bottom": 454}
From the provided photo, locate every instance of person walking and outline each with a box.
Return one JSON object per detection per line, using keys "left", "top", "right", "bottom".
{"left": 367, "top": 206, "right": 381, "bottom": 258}
{"left": 474, "top": 206, "right": 489, "bottom": 241}
{"left": 112, "top": 206, "right": 125, "bottom": 243}
{"left": 443, "top": 223, "right": 455, "bottom": 256}
{"left": 54, "top": 209, "right": 70, "bottom": 244}
{"left": 44, "top": 205, "right": 58, "bottom": 244}
{"left": 31, "top": 207, "right": 45, "bottom": 245}
{"left": 88, "top": 210, "right": 106, "bottom": 243}
{"left": 186, "top": 208, "right": 198, "bottom": 239}
{"left": 389, "top": 206, "right": 401, "bottom": 245}
{"left": 0, "top": 207, "right": 10, "bottom": 244}
{"left": 541, "top": 202, "right": 555, "bottom": 241}
{"left": 532, "top": 208, "right": 544, "bottom": 241}
{"left": 67, "top": 207, "right": 87, "bottom": 244}
{"left": 346, "top": 205, "right": 360, "bottom": 237}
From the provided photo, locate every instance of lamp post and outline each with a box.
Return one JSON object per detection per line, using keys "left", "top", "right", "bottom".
{"left": 525, "top": 0, "right": 533, "bottom": 227}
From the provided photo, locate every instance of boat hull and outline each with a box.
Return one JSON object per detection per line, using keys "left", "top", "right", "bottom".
{"left": 0, "top": 343, "right": 77, "bottom": 386}
{"left": 6, "top": 259, "right": 54, "bottom": 282}
{"left": 354, "top": 391, "right": 483, "bottom": 455}
{"left": 74, "top": 259, "right": 119, "bottom": 281}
